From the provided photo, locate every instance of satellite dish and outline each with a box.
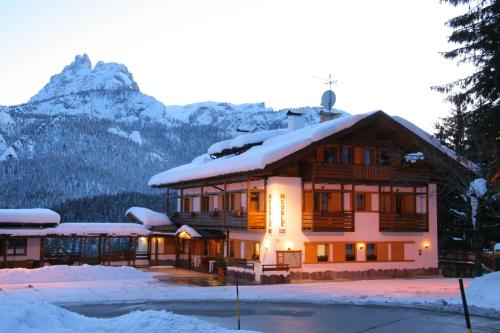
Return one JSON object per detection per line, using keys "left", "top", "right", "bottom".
{"left": 321, "top": 90, "right": 336, "bottom": 110}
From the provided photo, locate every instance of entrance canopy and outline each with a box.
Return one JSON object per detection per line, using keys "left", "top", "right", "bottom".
{"left": 174, "top": 225, "right": 225, "bottom": 240}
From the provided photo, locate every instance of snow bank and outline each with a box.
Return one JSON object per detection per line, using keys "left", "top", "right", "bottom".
{"left": 0, "top": 208, "right": 60, "bottom": 224}
{"left": 0, "top": 265, "right": 154, "bottom": 284}
{"left": 0, "top": 301, "right": 258, "bottom": 333}
{"left": 463, "top": 271, "right": 500, "bottom": 310}
{"left": 125, "top": 207, "right": 171, "bottom": 228}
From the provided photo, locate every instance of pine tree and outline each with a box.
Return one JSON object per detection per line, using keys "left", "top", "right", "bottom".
{"left": 433, "top": 0, "right": 499, "bottom": 181}
{"left": 434, "top": 0, "right": 500, "bottom": 275}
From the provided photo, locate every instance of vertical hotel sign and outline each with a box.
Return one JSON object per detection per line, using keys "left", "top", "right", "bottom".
{"left": 267, "top": 194, "right": 272, "bottom": 234}
{"left": 279, "top": 193, "right": 286, "bottom": 234}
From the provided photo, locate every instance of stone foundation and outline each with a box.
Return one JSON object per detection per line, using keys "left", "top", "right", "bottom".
{"left": 260, "top": 274, "right": 291, "bottom": 285}
{"left": 226, "top": 268, "right": 255, "bottom": 282}
{"left": 290, "top": 267, "right": 440, "bottom": 281}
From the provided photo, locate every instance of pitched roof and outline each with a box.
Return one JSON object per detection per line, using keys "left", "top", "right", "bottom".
{"left": 149, "top": 111, "right": 477, "bottom": 188}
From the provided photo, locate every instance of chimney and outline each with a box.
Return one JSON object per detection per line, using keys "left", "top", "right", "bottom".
{"left": 319, "top": 110, "right": 338, "bottom": 123}
{"left": 286, "top": 110, "right": 306, "bottom": 131}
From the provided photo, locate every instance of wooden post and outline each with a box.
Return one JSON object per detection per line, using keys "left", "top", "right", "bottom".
{"left": 2, "top": 238, "right": 7, "bottom": 268}
{"left": 155, "top": 237, "right": 159, "bottom": 266}
{"left": 132, "top": 237, "right": 137, "bottom": 267}
{"left": 390, "top": 183, "right": 394, "bottom": 231}
{"left": 127, "top": 237, "right": 131, "bottom": 266}
{"left": 83, "top": 237, "right": 87, "bottom": 265}
{"left": 175, "top": 237, "right": 180, "bottom": 267}
{"left": 98, "top": 236, "right": 102, "bottom": 265}
{"left": 39, "top": 237, "right": 45, "bottom": 267}
{"left": 146, "top": 236, "right": 152, "bottom": 266}
{"left": 108, "top": 237, "right": 112, "bottom": 266}
{"left": 188, "top": 239, "right": 192, "bottom": 269}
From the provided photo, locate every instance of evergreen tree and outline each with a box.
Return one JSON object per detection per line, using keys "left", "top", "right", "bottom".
{"left": 434, "top": 0, "right": 499, "bottom": 180}
{"left": 434, "top": 0, "right": 500, "bottom": 275}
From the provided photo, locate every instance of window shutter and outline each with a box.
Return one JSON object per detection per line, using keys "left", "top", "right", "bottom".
{"left": 233, "top": 240, "right": 241, "bottom": 258}
{"left": 377, "top": 243, "right": 389, "bottom": 261}
{"left": 316, "top": 147, "right": 324, "bottom": 162}
{"left": 209, "top": 195, "right": 214, "bottom": 211}
{"left": 235, "top": 193, "right": 241, "bottom": 210}
{"left": 330, "top": 192, "right": 342, "bottom": 212}
{"left": 304, "top": 243, "right": 317, "bottom": 263}
{"left": 391, "top": 243, "right": 405, "bottom": 261}
{"left": 333, "top": 243, "right": 345, "bottom": 262}
{"left": 303, "top": 191, "right": 312, "bottom": 212}
{"left": 365, "top": 193, "right": 372, "bottom": 211}
{"left": 404, "top": 195, "right": 415, "bottom": 214}
{"left": 244, "top": 241, "right": 253, "bottom": 260}
{"left": 354, "top": 147, "right": 363, "bottom": 164}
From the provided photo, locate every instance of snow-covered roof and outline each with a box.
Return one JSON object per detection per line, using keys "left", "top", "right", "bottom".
{"left": 149, "top": 111, "right": 477, "bottom": 187}
{"left": 0, "top": 222, "right": 150, "bottom": 237}
{"left": 0, "top": 209, "right": 60, "bottom": 225}
{"left": 175, "top": 225, "right": 202, "bottom": 238}
{"left": 207, "top": 129, "right": 288, "bottom": 156}
{"left": 125, "top": 207, "right": 171, "bottom": 228}
{"left": 393, "top": 116, "right": 479, "bottom": 172}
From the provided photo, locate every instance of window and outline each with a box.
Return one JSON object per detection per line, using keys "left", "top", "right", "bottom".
{"left": 379, "top": 150, "right": 391, "bottom": 166}
{"left": 366, "top": 243, "right": 377, "bottom": 261}
{"left": 341, "top": 147, "right": 351, "bottom": 164}
{"left": 201, "top": 196, "right": 210, "bottom": 212}
{"left": 324, "top": 147, "right": 338, "bottom": 163}
{"left": 345, "top": 243, "right": 356, "bottom": 261}
{"left": 356, "top": 193, "right": 366, "bottom": 211}
{"left": 7, "top": 239, "right": 27, "bottom": 256}
{"left": 317, "top": 244, "right": 328, "bottom": 262}
{"left": 363, "top": 148, "right": 373, "bottom": 165}
{"left": 249, "top": 191, "right": 265, "bottom": 212}
{"left": 203, "top": 240, "right": 209, "bottom": 256}
{"left": 314, "top": 191, "right": 343, "bottom": 214}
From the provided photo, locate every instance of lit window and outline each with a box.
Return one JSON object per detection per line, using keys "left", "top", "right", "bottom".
{"left": 317, "top": 244, "right": 328, "bottom": 262}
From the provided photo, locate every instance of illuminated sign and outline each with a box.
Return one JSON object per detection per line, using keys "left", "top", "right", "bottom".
{"left": 279, "top": 193, "right": 286, "bottom": 234}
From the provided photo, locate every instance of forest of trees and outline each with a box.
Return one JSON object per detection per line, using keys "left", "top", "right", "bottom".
{"left": 433, "top": 0, "right": 499, "bottom": 272}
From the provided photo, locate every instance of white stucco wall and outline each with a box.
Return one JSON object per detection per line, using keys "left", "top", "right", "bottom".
{"left": 229, "top": 178, "right": 439, "bottom": 276}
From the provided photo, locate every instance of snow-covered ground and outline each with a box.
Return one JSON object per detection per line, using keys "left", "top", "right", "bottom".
{"left": 0, "top": 301, "right": 258, "bottom": 333}
{"left": 0, "top": 265, "right": 499, "bottom": 332}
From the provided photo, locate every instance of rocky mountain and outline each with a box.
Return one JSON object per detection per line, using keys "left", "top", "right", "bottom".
{"left": 0, "top": 54, "right": 344, "bottom": 221}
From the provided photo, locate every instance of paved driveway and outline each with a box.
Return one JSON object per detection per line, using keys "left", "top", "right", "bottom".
{"left": 66, "top": 301, "right": 500, "bottom": 333}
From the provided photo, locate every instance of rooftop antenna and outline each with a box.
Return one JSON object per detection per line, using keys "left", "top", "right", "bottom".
{"left": 314, "top": 74, "right": 339, "bottom": 122}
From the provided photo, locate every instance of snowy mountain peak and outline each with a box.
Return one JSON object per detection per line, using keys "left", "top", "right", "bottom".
{"left": 29, "top": 54, "right": 139, "bottom": 103}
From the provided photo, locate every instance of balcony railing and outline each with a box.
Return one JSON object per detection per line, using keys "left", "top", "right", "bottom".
{"left": 308, "top": 164, "right": 429, "bottom": 182}
{"left": 379, "top": 213, "right": 428, "bottom": 232}
{"left": 302, "top": 211, "right": 354, "bottom": 232}
{"left": 171, "top": 210, "right": 266, "bottom": 230}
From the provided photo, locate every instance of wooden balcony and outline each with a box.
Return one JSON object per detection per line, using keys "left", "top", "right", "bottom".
{"left": 171, "top": 211, "right": 266, "bottom": 231}
{"left": 248, "top": 211, "right": 266, "bottom": 231}
{"left": 302, "top": 212, "right": 354, "bottom": 232}
{"left": 379, "top": 213, "right": 428, "bottom": 232}
{"left": 308, "top": 164, "right": 429, "bottom": 182}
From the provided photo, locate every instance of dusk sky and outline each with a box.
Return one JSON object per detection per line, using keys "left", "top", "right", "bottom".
{"left": 0, "top": 0, "right": 470, "bottom": 131}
